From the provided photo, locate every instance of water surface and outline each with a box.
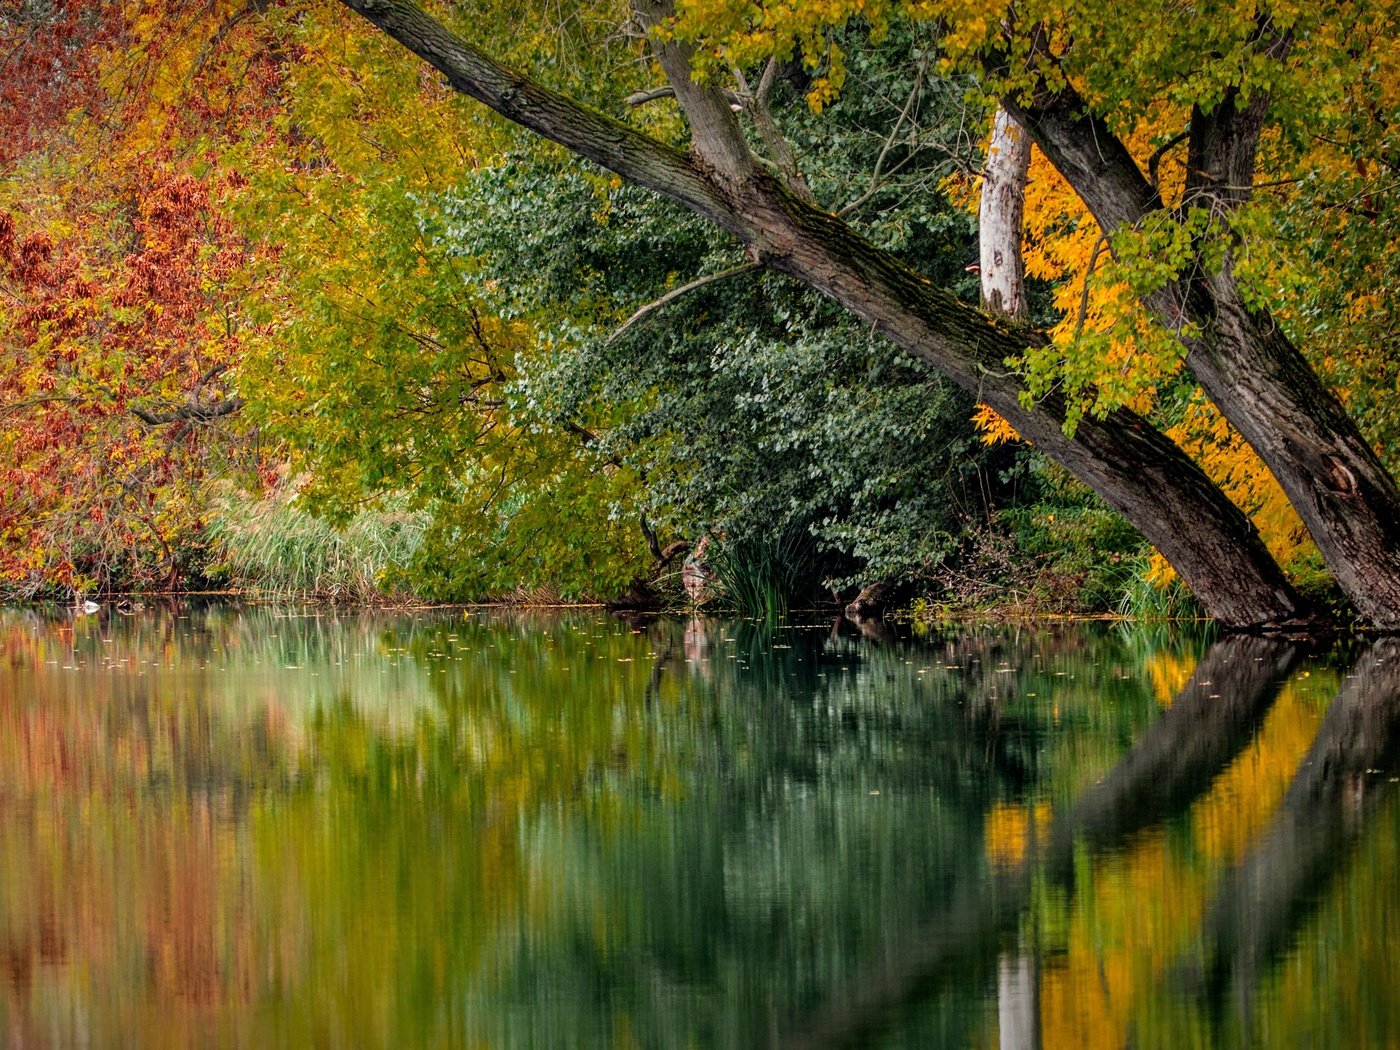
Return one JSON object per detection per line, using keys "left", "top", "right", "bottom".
{"left": 1, "top": 605, "right": 1397, "bottom": 1048}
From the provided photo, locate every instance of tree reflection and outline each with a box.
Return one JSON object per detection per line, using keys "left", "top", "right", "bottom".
{"left": 0, "top": 609, "right": 1396, "bottom": 1048}
{"left": 1176, "top": 640, "right": 1400, "bottom": 1047}
{"left": 777, "top": 635, "right": 1301, "bottom": 1049}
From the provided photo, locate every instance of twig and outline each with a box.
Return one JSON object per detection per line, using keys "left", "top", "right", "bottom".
{"left": 606, "top": 262, "right": 760, "bottom": 344}
{"left": 838, "top": 60, "right": 927, "bottom": 218}
{"left": 1147, "top": 129, "right": 1189, "bottom": 194}
{"left": 1071, "top": 233, "right": 1110, "bottom": 342}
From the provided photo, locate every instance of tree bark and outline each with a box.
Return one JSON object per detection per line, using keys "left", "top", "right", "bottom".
{"left": 978, "top": 108, "right": 1032, "bottom": 320}
{"left": 334, "top": 0, "right": 1312, "bottom": 629}
{"left": 1001, "top": 68, "right": 1400, "bottom": 628}
{"left": 729, "top": 176, "right": 1306, "bottom": 628}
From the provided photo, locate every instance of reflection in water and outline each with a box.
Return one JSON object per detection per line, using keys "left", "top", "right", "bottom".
{"left": 0, "top": 605, "right": 1395, "bottom": 1047}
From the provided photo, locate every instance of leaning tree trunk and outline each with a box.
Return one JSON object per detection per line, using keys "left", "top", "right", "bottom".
{"left": 334, "top": 0, "right": 1311, "bottom": 629}
{"left": 1001, "top": 75, "right": 1400, "bottom": 628}
{"left": 730, "top": 177, "right": 1307, "bottom": 629}
{"left": 1184, "top": 273, "right": 1400, "bottom": 628}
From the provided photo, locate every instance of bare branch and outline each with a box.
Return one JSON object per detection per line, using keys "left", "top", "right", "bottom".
{"left": 338, "top": 0, "right": 738, "bottom": 229}
{"left": 1147, "top": 128, "right": 1189, "bottom": 193}
{"left": 733, "top": 62, "right": 813, "bottom": 201}
{"left": 606, "top": 262, "right": 760, "bottom": 344}
{"left": 625, "top": 86, "right": 675, "bottom": 106}
{"left": 838, "top": 60, "right": 927, "bottom": 218}
{"left": 1070, "top": 233, "right": 1110, "bottom": 342}
{"left": 131, "top": 396, "right": 245, "bottom": 426}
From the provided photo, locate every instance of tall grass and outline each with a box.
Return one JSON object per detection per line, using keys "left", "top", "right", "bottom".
{"left": 706, "top": 527, "right": 815, "bottom": 621}
{"left": 1115, "top": 558, "right": 1206, "bottom": 621}
{"left": 203, "top": 489, "right": 428, "bottom": 602}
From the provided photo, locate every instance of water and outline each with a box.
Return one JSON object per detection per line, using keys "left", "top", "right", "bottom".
{"left": 1, "top": 604, "right": 1397, "bottom": 1048}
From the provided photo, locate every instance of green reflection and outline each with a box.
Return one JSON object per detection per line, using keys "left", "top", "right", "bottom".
{"left": 0, "top": 606, "right": 1394, "bottom": 1048}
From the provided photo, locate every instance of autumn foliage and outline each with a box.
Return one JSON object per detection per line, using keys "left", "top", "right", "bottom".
{"left": 4, "top": 0, "right": 1400, "bottom": 617}
{"left": 0, "top": 0, "right": 290, "bottom": 594}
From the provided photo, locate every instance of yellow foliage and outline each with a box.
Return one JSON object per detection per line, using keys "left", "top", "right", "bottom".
{"left": 971, "top": 402, "right": 1021, "bottom": 445}
{"left": 1166, "top": 394, "right": 1314, "bottom": 571}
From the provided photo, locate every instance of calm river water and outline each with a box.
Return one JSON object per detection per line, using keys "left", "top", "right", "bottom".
{"left": 1, "top": 604, "right": 1397, "bottom": 1048}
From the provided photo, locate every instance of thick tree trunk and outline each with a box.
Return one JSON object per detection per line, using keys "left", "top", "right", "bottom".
{"left": 727, "top": 178, "right": 1306, "bottom": 628}
{"left": 978, "top": 108, "right": 1032, "bottom": 320}
{"left": 1186, "top": 278, "right": 1400, "bottom": 628}
{"left": 1002, "top": 79, "right": 1400, "bottom": 628}
{"left": 335, "top": 0, "right": 1312, "bottom": 629}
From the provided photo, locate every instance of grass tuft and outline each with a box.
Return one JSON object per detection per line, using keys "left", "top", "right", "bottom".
{"left": 202, "top": 487, "right": 427, "bottom": 603}
{"left": 706, "top": 527, "right": 815, "bottom": 621}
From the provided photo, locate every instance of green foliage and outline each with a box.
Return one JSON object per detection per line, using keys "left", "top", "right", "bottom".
{"left": 433, "top": 73, "right": 1005, "bottom": 597}
{"left": 1115, "top": 559, "right": 1206, "bottom": 622}
{"left": 919, "top": 456, "right": 1149, "bottom": 616}
{"left": 999, "top": 463, "right": 1146, "bottom": 614}
{"left": 229, "top": 17, "right": 652, "bottom": 602}
{"left": 404, "top": 459, "right": 649, "bottom": 602}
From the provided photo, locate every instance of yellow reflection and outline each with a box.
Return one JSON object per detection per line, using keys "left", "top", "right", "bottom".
{"left": 1192, "top": 682, "right": 1326, "bottom": 864}
{"left": 1027, "top": 674, "right": 1327, "bottom": 1048}
{"left": 1145, "top": 651, "right": 1197, "bottom": 709}
{"left": 984, "top": 802, "right": 1053, "bottom": 867}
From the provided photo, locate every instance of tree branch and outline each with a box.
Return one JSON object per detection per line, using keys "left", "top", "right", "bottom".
{"left": 334, "top": 0, "right": 1309, "bottom": 626}
{"left": 337, "top": 0, "right": 739, "bottom": 231}
{"left": 733, "top": 59, "right": 813, "bottom": 201}
{"left": 607, "top": 262, "right": 760, "bottom": 344}
{"left": 131, "top": 396, "right": 245, "bottom": 426}
{"left": 838, "top": 59, "right": 927, "bottom": 218}
{"left": 633, "top": 0, "right": 755, "bottom": 184}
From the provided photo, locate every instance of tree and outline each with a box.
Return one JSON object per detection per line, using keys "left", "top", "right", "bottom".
{"left": 330, "top": 0, "right": 1324, "bottom": 628}
{"left": 0, "top": 0, "right": 276, "bottom": 595}
{"left": 441, "top": 151, "right": 1007, "bottom": 601}
{"left": 660, "top": 0, "right": 1400, "bottom": 627}
{"left": 979, "top": 6, "right": 1400, "bottom": 627}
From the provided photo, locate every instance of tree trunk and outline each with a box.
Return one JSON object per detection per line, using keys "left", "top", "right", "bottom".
{"left": 1002, "top": 77, "right": 1400, "bottom": 628}
{"left": 729, "top": 176, "right": 1307, "bottom": 629}
{"left": 978, "top": 108, "right": 1031, "bottom": 321}
{"left": 1186, "top": 276, "right": 1400, "bottom": 628}
{"left": 335, "top": 0, "right": 1312, "bottom": 629}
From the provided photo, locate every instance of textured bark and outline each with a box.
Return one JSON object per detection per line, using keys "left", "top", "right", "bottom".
{"left": 336, "top": 0, "right": 1311, "bottom": 628}
{"left": 1187, "top": 280, "right": 1400, "bottom": 627}
{"left": 727, "top": 177, "right": 1306, "bottom": 628}
{"left": 1002, "top": 72, "right": 1400, "bottom": 628}
{"left": 978, "top": 108, "right": 1032, "bottom": 320}
{"left": 633, "top": 0, "right": 755, "bottom": 185}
